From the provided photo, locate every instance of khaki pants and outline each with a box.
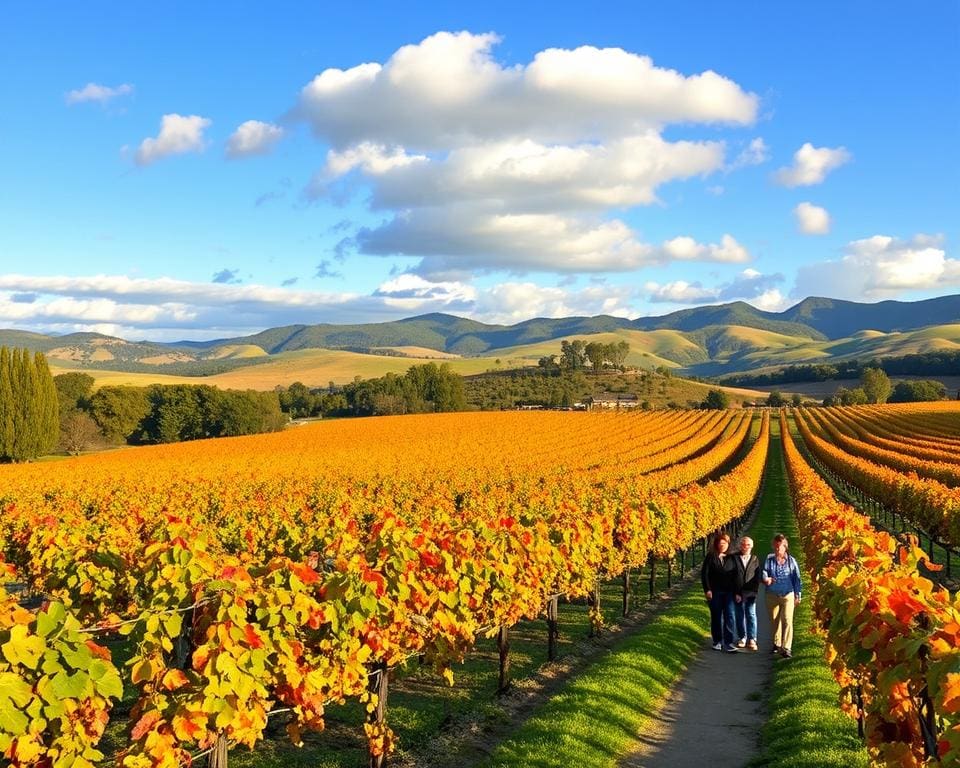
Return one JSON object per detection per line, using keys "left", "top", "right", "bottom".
{"left": 765, "top": 592, "right": 795, "bottom": 651}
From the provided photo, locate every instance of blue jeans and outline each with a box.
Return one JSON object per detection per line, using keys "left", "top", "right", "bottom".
{"left": 735, "top": 594, "right": 758, "bottom": 642}
{"left": 709, "top": 591, "right": 736, "bottom": 647}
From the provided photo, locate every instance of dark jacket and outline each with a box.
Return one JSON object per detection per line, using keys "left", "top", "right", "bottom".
{"left": 700, "top": 552, "right": 737, "bottom": 593}
{"left": 732, "top": 553, "right": 761, "bottom": 597}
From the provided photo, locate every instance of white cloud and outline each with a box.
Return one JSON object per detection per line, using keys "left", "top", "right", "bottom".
{"left": 0, "top": 272, "right": 639, "bottom": 340}
{"left": 298, "top": 31, "right": 758, "bottom": 150}
{"left": 134, "top": 114, "right": 212, "bottom": 166}
{"left": 645, "top": 268, "right": 784, "bottom": 306}
{"left": 373, "top": 273, "right": 477, "bottom": 311}
{"left": 794, "top": 202, "right": 831, "bottom": 235}
{"left": 296, "top": 32, "right": 760, "bottom": 277}
{"left": 472, "top": 281, "right": 636, "bottom": 324}
{"left": 793, "top": 234, "right": 958, "bottom": 299}
{"left": 660, "top": 234, "right": 750, "bottom": 263}
{"left": 225, "top": 120, "right": 285, "bottom": 158}
{"left": 728, "top": 137, "right": 769, "bottom": 170}
{"left": 774, "top": 142, "right": 851, "bottom": 187}
{"left": 66, "top": 82, "right": 133, "bottom": 105}
{"left": 644, "top": 280, "right": 717, "bottom": 304}
{"left": 315, "top": 133, "right": 724, "bottom": 212}
{"left": 349, "top": 206, "right": 750, "bottom": 278}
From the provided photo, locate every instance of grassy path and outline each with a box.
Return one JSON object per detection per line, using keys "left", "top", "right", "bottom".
{"left": 749, "top": 416, "right": 867, "bottom": 768}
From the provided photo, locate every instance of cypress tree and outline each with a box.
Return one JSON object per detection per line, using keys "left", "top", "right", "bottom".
{"left": 9, "top": 348, "right": 29, "bottom": 460}
{"left": 35, "top": 352, "right": 59, "bottom": 455}
{"left": 0, "top": 346, "right": 59, "bottom": 461}
{"left": 0, "top": 347, "right": 12, "bottom": 458}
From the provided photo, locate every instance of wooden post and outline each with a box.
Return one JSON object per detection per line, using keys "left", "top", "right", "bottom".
{"left": 497, "top": 626, "right": 511, "bottom": 694}
{"left": 547, "top": 595, "right": 560, "bottom": 661}
{"left": 208, "top": 733, "right": 229, "bottom": 768}
{"left": 591, "top": 580, "right": 601, "bottom": 637}
{"left": 666, "top": 555, "right": 672, "bottom": 588}
{"left": 648, "top": 558, "right": 656, "bottom": 599}
{"left": 367, "top": 662, "right": 389, "bottom": 768}
{"left": 622, "top": 569, "right": 630, "bottom": 616}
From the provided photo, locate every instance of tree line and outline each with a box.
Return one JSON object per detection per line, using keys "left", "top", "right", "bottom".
{"left": 0, "top": 347, "right": 59, "bottom": 462}
{"left": 722, "top": 349, "right": 960, "bottom": 387}
{"left": 276, "top": 362, "right": 467, "bottom": 418}
{"left": 55, "top": 373, "right": 286, "bottom": 453}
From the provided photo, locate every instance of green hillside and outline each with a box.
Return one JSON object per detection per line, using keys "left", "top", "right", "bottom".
{"left": 9, "top": 295, "right": 960, "bottom": 384}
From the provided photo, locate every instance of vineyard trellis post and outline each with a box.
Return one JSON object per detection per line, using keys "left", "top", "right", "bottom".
{"left": 367, "top": 661, "right": 389, "bottom": 768}
{"left": 208, "top": 733, "right": 229, "bottom": 768}
{"left": 497, "top": 625, "right": 510, "bottom": 694}
{"left": 546, "top": 595, "right": 560, "bottom": 661}
{"left": 621, "top": 569, "right": 630, "bottom": 616}
{"left": 666, "top": 556, "right": 672, "bottom": 589}
{"left": 648, "top": 557, "right": 656, "bottom": 599}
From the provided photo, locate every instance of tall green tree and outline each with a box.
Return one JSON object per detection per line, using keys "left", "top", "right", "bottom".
{"left": 34, "top": 352, "right": 59, "bottom": 456}
{"left": 861, "top": 367, "right": 892, "bottom": 404}
{"left": 0, "top": 346, "right": 59, "bottom": 461}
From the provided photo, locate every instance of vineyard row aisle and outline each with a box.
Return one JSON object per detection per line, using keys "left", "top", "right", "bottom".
{"left": 618, "top": 430, "right": 782, "bottom": 768}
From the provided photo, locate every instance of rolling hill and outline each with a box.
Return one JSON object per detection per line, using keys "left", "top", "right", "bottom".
{"left": 11, "top": 294, "right": 960, "bottom": 389}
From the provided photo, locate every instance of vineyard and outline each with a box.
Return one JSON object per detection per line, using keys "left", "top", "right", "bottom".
{"left": 1, "top": 403, "right": 959, "bottom": 767}
{"left": 0, "top": 409, "right": 766, "bottom": 767}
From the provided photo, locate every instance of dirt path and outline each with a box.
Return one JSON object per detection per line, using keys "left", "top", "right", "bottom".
{"left": 618, "top": 599, "right": 773, "bottom": 767}
{"left": 619, "top": 431, "right": 793, "bottom": 768}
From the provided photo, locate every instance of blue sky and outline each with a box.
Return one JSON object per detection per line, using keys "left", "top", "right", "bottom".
{"left": 1, "top": 1, "right": 957, "bottom": 341}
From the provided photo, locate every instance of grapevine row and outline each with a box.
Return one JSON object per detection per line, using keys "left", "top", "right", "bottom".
{"left": 804, "top": 406, "right": 960, "bottom": 487}
{"left": 780, "top": 411, "right": 960, "bottom": 767}
{"left": 794, "top": 408, "right": 960, "bottom": 548}
{"left": 0, "top": 410, "right": 768, "bottom": 767}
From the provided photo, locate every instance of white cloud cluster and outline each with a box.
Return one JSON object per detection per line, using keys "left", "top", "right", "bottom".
{"left": 299, "top": 31, "right": 758, "bottom": 149}
{"left": 645, "top": 268, "right": 786, "bottom": 309}
{"left": 793, "top": 202, "right": 831, "bottom": 235}
{"left": 134, "top": 114, "right": 212, "bottom": 166}
{"left": 774, "top": 142, "right": 851, "bottom": 187}
{"left": 0, "top": 272, "right": 641, "bottom": 340}
{"left": 298, "top": 31, "right": 758, "bottom": 277}
{"left": 794, "top": 234, "right": 959, "bottom": 299}
{"left": 66, "top": 82, "right": 133, "bottom": 105}
{"left": 225, "top": 120, "right": 285, "bottom": 158}
{"left": 351, "top": 210, "right": 750, "bottom": 279}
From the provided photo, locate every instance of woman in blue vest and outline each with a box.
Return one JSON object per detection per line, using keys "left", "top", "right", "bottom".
{"left": 761, "top": 533, "right": 802, "bottom": 658}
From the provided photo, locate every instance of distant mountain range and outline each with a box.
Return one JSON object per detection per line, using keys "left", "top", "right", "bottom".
{"left": 3, "top": 294, "right": 959, "bottom": 383}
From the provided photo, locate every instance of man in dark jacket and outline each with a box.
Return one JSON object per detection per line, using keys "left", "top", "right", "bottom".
{"left": 732, "top": 536, "right": 761, "bottom": 650}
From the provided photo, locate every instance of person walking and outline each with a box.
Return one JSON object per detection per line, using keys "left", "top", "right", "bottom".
{"left": 761, "top": 533, "right": 802, "bottom": 658}
{"left": 732, "top": 536, "right": 761, "bottom": 651}
{"left": 701, "top": 531, "right": 738, "bottom": 652}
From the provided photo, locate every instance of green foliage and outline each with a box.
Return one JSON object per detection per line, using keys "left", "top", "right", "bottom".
{"left": 53, "top": 372, "right": 95, "bottom": 417}
{"left": 832, "top": 386, "right": 868, "bottom": 406}
{"left": 138, "top": 385, "right": 287, "bottom": 443}
{"left": 0, "top": 347, "right": 59, "bottom": 461}
{"left": 766, "top": 390, "right": 785, "bottom": 407}
{"left": 859, "top": 367, "right": 891, "bottom": 404}
{"left": 340, "top": 362, "right": 467, "bottom": 416}
{"left": 87, "top": 385, "right": 152, "bottom": 444}
{"left": 888, "top": 379, "right": 947, "bottom": 403}
{"left": 85, "top": 383, "right": 285, "bottom": 445}
{"left": 701, "top": 389, "right": 729, "bottom": 410}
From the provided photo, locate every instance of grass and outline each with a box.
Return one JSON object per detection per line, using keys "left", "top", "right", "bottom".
{"left": 748, "top": 417, "right": 867, "bottom": 768}
{"left": 476, "top": 586, "right": 709, "bottom": 768}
